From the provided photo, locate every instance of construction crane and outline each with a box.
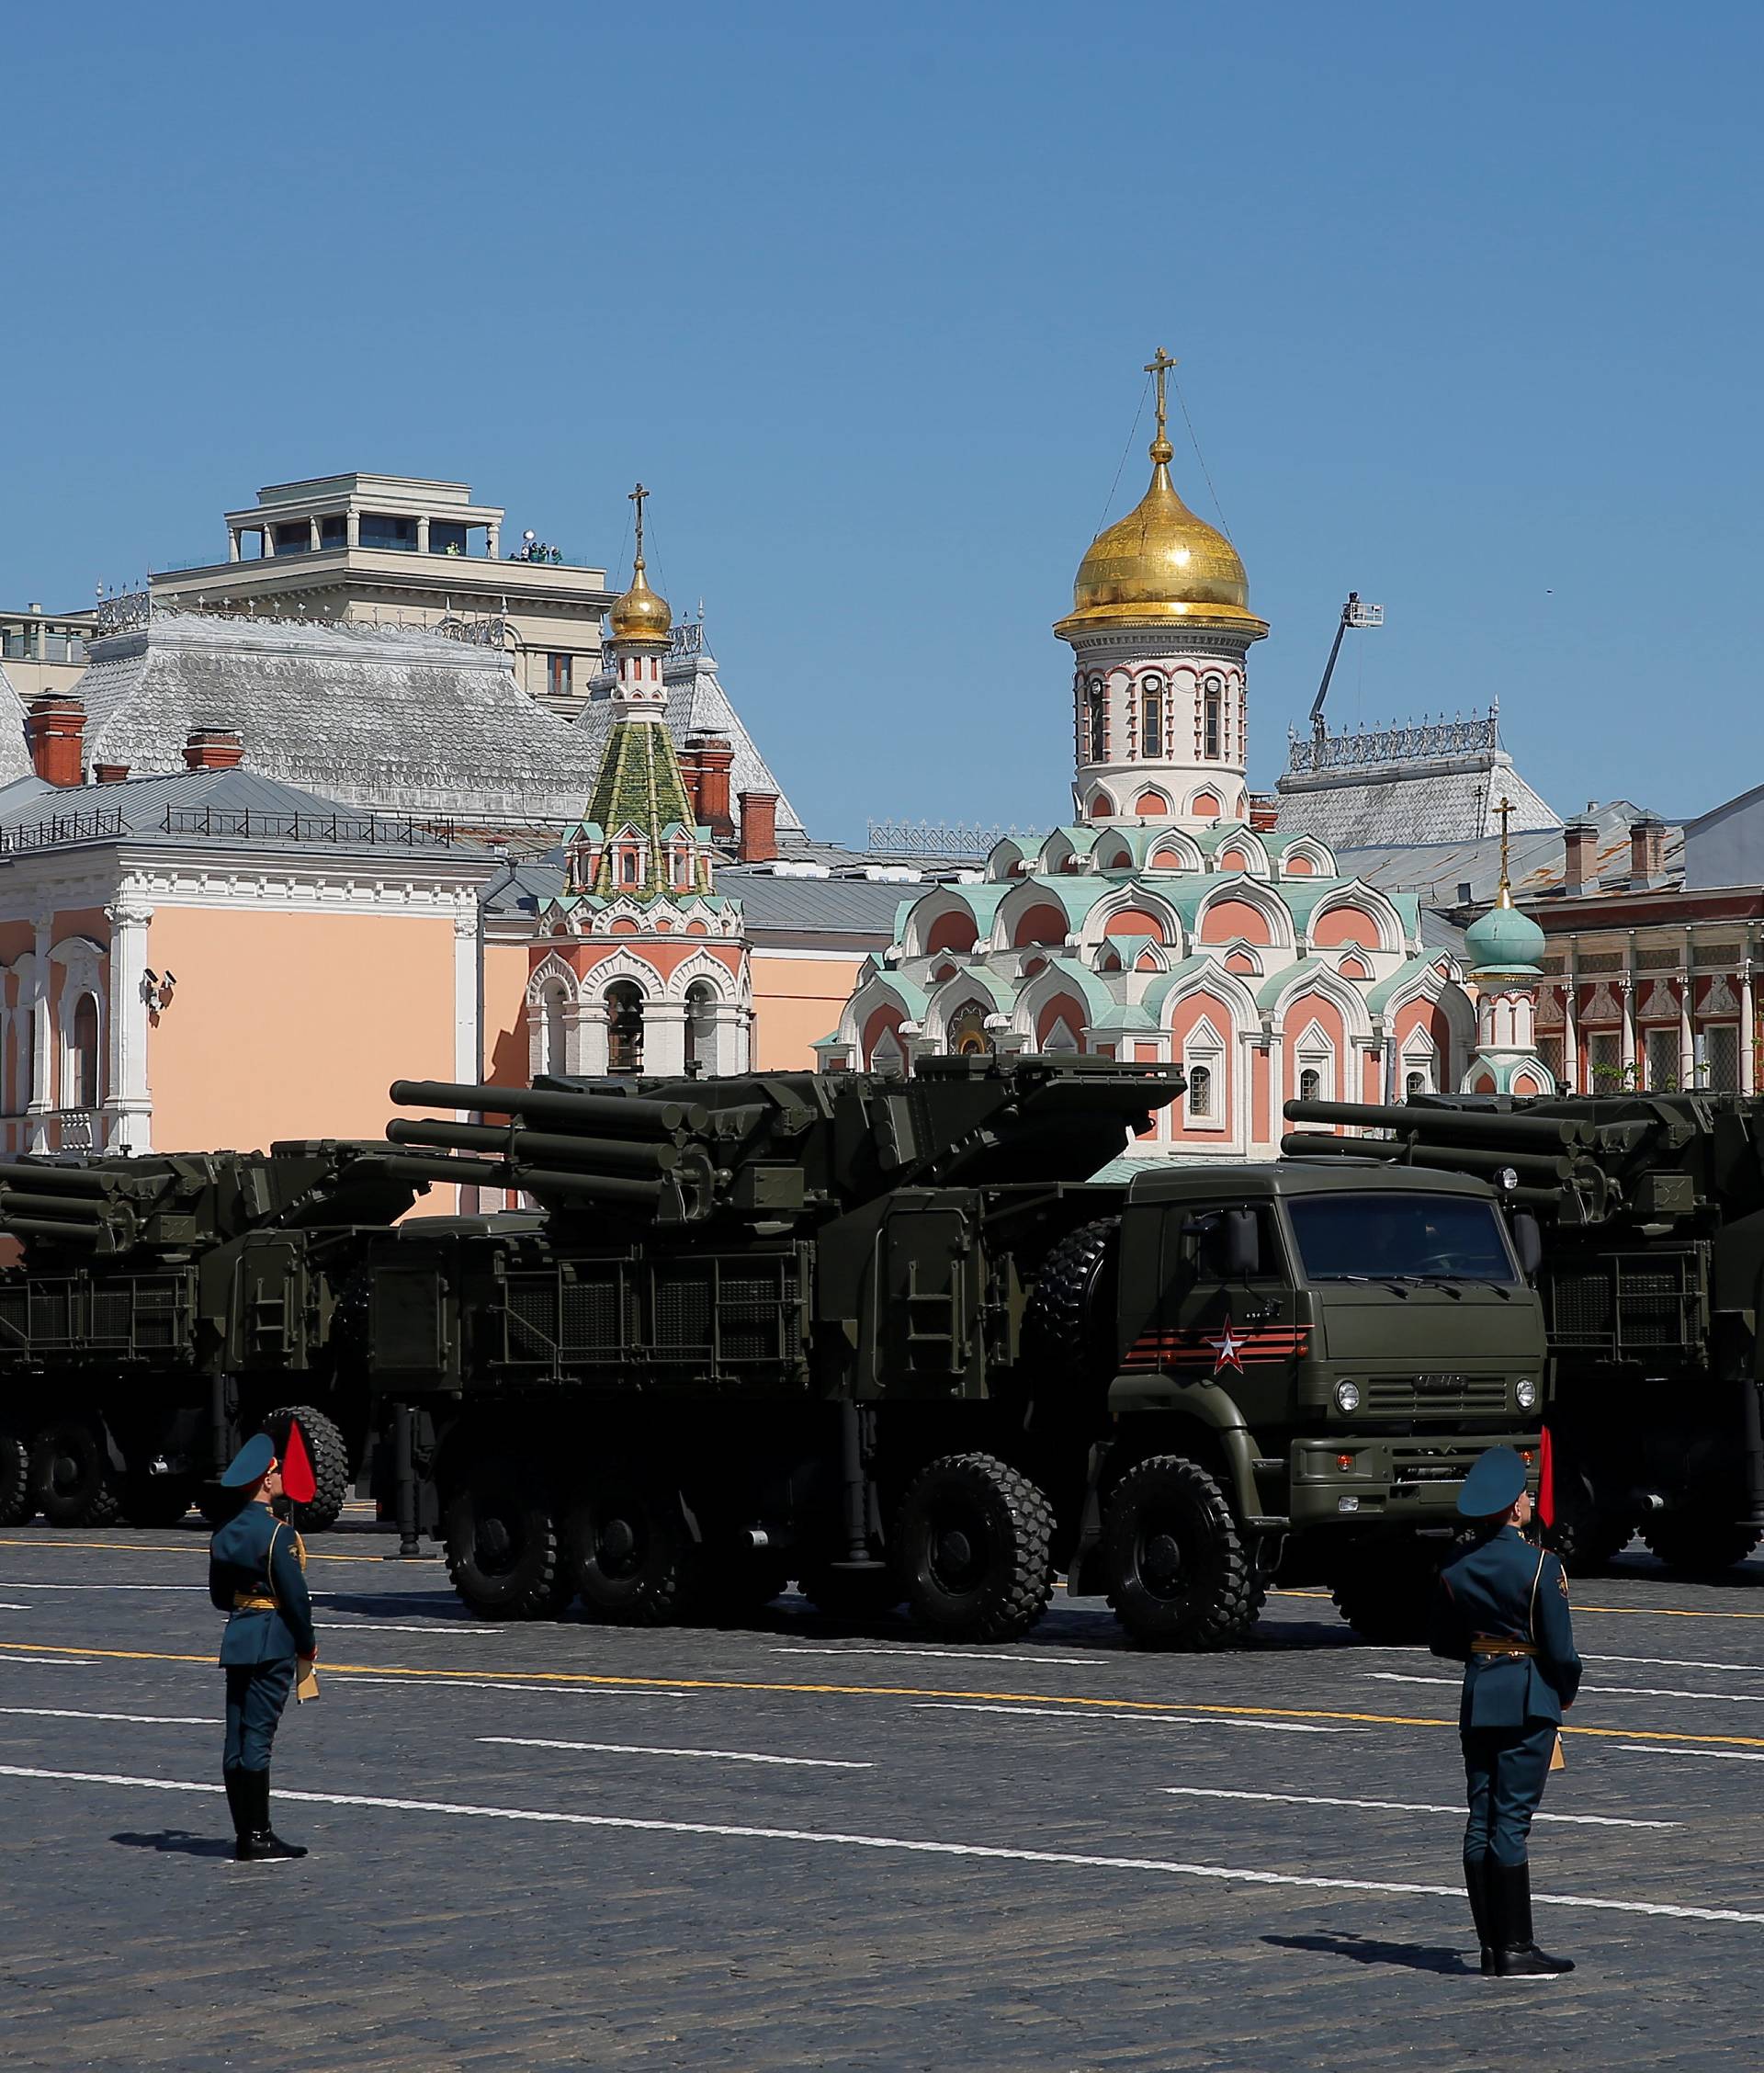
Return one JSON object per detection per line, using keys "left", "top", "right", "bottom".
{"left": 1309, "top": 592, "right": 1385, "bottom": 749}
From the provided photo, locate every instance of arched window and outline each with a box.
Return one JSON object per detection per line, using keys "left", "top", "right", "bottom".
{"left": 606, "top": 981, "right": 645, "bottom": 1074}
{"left": 946, "top": 1002, "right": 994, "bottom": 1056}
{"left": 1085, "top": 680, "right": 1107, "bottom": 764}
{"left": 1188, "top": 1063, "right": 1212, "bottom": 1117}
{"left": 1298, "top": 1067, "right": 1322, "bottom": 1104}
{"left": 538, "top": 978, "right": 563, "bottom": 1078}
{"left": 1140, "top": 681, "right": 1162, "bottom": 760}
{"left": 69, "top": 995, "right": 100, "bottom": 1108}
{"left": 1203, "top": 677, "right": 1224, "bottom": 760}
{"left": 1405, "top": 1070, "right": 1428, "bottom": 1100}
{"left": 684, "top": 981, "right": 718, "bottom": 1074}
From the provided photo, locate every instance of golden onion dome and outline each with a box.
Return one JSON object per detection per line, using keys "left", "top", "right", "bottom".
{"left": 1055, "top": 434, "right": 1268, "bottom": 643}
{"left": 608, "top": 554, "right": 673, "bottom": 644}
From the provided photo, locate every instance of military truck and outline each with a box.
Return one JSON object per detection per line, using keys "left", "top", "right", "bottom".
{"left": 367, "top": 1057, "right": 1548, "bottom": 1648}
{"left": 0, "top": 1144, "right": 419, "bottom": 1532}
{"left": 1286, "top": 1090, "right": 1764, "bottom": 1575}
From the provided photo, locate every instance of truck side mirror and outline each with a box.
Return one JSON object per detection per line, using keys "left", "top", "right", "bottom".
{"left": 1220, "top": 1208, "right": 1261, "bottom": 1278}
{"left": 1510, "top": 1210, "right": 1543, "bottom": 1279}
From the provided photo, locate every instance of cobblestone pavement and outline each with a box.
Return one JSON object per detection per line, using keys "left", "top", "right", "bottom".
{"left": 4, "top": 1512, "right": 1764, "bottom": 2070}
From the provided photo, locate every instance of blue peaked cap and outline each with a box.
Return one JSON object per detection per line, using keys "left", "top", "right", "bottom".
{"left": 220, "top": 1432, "right": 277, "bottom": 1489}
{"left": 1457, "top": 1444, "right": 1529, "bottom": 1518}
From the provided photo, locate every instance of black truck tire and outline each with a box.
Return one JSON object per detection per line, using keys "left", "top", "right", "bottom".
{"left": 445, "top": 1460, "right": 565, "bottom": 1619}
{"left": 1102, "top": 1455, "right": 1262, "bottom": 1649}
{"left": 563, "top": 1468, "right": 697, "bottom": 1626}
{"left": 119, "top": 1477, "right": 198, "bottom": 1528}
{"left": 1640, "top": 1515, "right": 1764, "bottom": 1575}
{"left": 29, "top": 1419, "right": 120, "bottom": 1528}
{"left": 264, "top": 1405, "right": 351, "bottom": 1534}
{"left": 894, "top": 1452, "right": 1056, "bottom": 1643}
{"left": 0, "top": 1433, "right": 33, "bottom": 1526}
{"left": 1329, "top": 1537, "right": 1442, "bottom": 1645}
{"left": 1021, "top": 1217, "right": 1120, "bottom": 1381}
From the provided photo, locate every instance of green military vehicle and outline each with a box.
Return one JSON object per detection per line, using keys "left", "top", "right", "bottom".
{"left": 1287, "top": 1089, "right": 1764, "bottom": 1574}
{"left": 368, "top": 1056, "right": 1548, "bottom": 1648}
{"left": 0, "top": 1144, "right": 418, "bottom": 1531}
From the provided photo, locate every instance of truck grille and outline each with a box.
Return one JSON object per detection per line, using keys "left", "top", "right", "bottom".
{"left": 1364, "top": 1376, "right": 1510, "bottom": 1416}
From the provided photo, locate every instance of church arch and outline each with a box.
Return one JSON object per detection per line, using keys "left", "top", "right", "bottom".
{"left": 1195, "top": 882, "right": 1294, "bottom": 952}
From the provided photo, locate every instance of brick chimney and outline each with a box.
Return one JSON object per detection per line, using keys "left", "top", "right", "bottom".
{"left": 25, "top": 693, "right": 85, "bottom": 787}
{"left": 1629, "top": 816, "right": 1666, "bottom": 887}
{"left": 1563, "top": 821, "right": 1598, "bottom": 894}
{"left": 689, "top": 733, "right": 736, "bottom": 840}
{"left": 675, "top": 738, "right": 705, "bottom": 824}
{"left": 738, "top": 788, "right": 778, "bottom": 865}
{"left": 93, "top": 763, "right": 130, "bottom": 786}
{"left": 183, "top": 726, "right": 245, "bottom": 771}
{"left": 1247, "top": 791, "right": 1281, "bottom": 834}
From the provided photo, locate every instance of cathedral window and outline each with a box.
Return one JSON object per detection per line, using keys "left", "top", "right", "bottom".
{"left": 1298, "top": 1067, "right": 1322, "bottom": 1104}
{"left": 67, "top": 994, "right": 100, "bottom": 1109}
{"left": 1140, "top": 681, "right": 1163, "bottom": 760}
{"left": 684, "top": 981, "right": 718, "bottom": 1074}
{"left": 606, "top": 981, "right": 645, "bottom": 1074}
{"left": 1085, "top": 681, "right": 1107, "bottom": 764}
{"left": 1187, "top": 1063, "right": 1211, "bottom": 1117}
{"left": 1202, "top": 677, "right": 1224, "bottom": 760}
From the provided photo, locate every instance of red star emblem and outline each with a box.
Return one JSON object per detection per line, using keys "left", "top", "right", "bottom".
{"left": 1208, "top": 1321, "right": 1246, "bottom": 1374}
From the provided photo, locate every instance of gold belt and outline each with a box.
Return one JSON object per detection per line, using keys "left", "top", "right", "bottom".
{"left": 1471, "top": 1637, "right": 1536, "bottom": 1659}
{"left": 232, "top": 1592, "right": 277, "bottom": 1614}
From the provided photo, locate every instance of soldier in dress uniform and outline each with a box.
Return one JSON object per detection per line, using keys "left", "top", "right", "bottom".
{"left": 209, "top": 1432, "right": 318, "bottom": 1863}
{"left": 1430, "top": 1444, "right": 1581, "bottom": 1978}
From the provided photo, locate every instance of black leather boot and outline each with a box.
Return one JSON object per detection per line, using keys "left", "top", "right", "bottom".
{"left": 1464, "top": 1855, "right": 1497, "bottom": 1975}
{"left": 236, "top": 1770, "right": 307, "bottom": 1863}
{"left": 1491, "top": 1861, "right": 1573, "bottom": 1977}
{"left": 222, "top": 1768, "right": 251, "bottom": 1852}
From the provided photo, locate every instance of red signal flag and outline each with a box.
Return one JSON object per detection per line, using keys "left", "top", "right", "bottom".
{"left": 282, "top": 1420, "right": 317, "bottom": 1507}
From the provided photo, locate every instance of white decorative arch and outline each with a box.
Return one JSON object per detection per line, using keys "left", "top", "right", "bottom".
{"left": 1266, "top": 962, "right": 1377, "bottom": 1047}
{"left": 1214, "top": 938, "right": 1265, "bottom": 978}
{"left": 1278, "top": 837, "right": 1336, "bottom": 877}
{"left": 1153, "top": 960, "right": 1261, "bottom": 1036}
{"left": 1143, "top": 828, "right": 1204, "bottom": 872}
{"left": 1379, "top": 964, "right": 1476, "bottom": 1088}
{"left": 1291, "top": 1017, "right": 1339, "bottom": 1104}
{"left": 50, "top": 938, "right": 107, "bottom": 1116}
{"left": 582, "top": 946, "right": 668, "bottom": 999}
{"left": 1208, "top": 829, "right": 1272, "bottom": 878}
{"left": 1193, "top": 878, "right": 1298, "bottom": 956}
{"left": 1306, "top": 881, "right": 1406, "bottom": 957}
{"left": 924, "top": 971, "right": 1010, "bottom": 1051}
{"left": 524, "top": 951, "right": 582, "bottom": 1008}
{"left": 1078, "top": 882, "right": 1187, "bottom": 957}
{"left": 664, "top": 949, "right": 740, "bottom": 1003}
{"left": 990, "top": 878, "right": 1080, "bottom": 957}
{"left": 902, "top": 888, "right": 985, "bottom": 958}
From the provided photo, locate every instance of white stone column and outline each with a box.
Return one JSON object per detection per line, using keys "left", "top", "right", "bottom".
{"left": 1741, "top": 953, "right": 1757, "bottom": 1096}
{"left": 261, "top": 527, "right": 276, "bottom": 558}
{"left": 26, "top": 915, "right": 51, "bottom": 1151}
{"left": 1562, "top": 952, "right": 1579, "bottom": 1092}
{"left": 309, "top": 516, "right": 322, "bottom": 552}
{"left": 452, "top": 912, "right": 478, "bottom": 1088}
{"left": 642, "top": 1000, "right": 688, "bottom": 1078}
{"left": 485, "top": 520, "right": 499, "bottom": 559}
{"left": 103, "top": 894, "right": 154, "bottom": 1152}
{"left": 345, "top": 510, "right": 360, "bottom": 549}
{"left": 228, "top": 527, "right": 242, "bottom": 564}
{"left": 1679, "top": 933, "right": 1696, "bottom": 1087}
{"left": 1620, "top": 944, "right": 1637, "bottom": 1087}
{"left": 416, "top": 516, "right": 431, "bottom": 555}
{"left": 569, "top": 1001, "right": 609, "bottom": 1077}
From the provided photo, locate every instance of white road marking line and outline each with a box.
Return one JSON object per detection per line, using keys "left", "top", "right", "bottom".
{"left": 1160, "top": 1786, "right": 1678, "bottom": 1829}
{"left": 1369, "top": 1672, "right": 1764, "bottom": 1704}
{"left": 0, "top": 1581, "right": 207, "bottom": 1592}
{"left": 480, "top": 1736, "right": 873, "bottom": 1769}
{"left": 336, "top": 1674, "right": 694, "bottom": 1699}
{"left": 1582, "top": 1652, "right": 1764, "bottom": 1677}
{"left": 772, "top": 1647, "right": 1126, "bottom": 1668}
{"left": 1, "top": 1763, "right": 1755, "bottom": 1923}
{"left": 911, "top": 1702, "right": 1341, "bottom": 1734}
{"left": 0, "top": 1603, "right": 31, "bottom": 1611}
{"left": 311, "top": 1623, "right": 503, "bottom": 1636}
{"left": 0, "top": 1656, "right": 93, "bottom": 1667}
{"left": 1616, "top": 1744, "right": 1764, "bottom": 1764}
{"left": 0, "top": 1705, "right": 212, "bottom": 1726}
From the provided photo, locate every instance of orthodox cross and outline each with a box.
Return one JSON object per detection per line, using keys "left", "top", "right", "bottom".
{"left": 1496, "top": 794, "right": 1514, "bottom": 899}
{"left": 1144, "top": 346, "right": 1179, "bottom": 445}
{"left": 628, "top": 481, "right": 649, "bottom": 564}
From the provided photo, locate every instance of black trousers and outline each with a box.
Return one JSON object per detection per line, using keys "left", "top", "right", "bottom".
{"left": 223, "top": 1659, "right": 295, "bottom": 1773}
{"left": 1462, "top": 1719, "right": 1556, "bottom": 1869}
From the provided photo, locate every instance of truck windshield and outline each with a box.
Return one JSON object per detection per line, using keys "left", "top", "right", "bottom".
{"left": 1284, "top": 1193, "right": 1518, "bottom": 1285}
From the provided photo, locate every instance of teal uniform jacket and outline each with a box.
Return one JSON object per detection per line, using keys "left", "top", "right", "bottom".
{"left": 209, "top": 1503, "right": 316, "bottom": 1666}
{"left": 1428, "top": 1524, "right": 1582, "bottom": 1728}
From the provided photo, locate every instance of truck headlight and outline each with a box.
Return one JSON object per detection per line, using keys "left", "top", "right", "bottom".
{"left": 1334, "top": 1380, "right": 1362, "bottom": 1414}
{"left": 1516, "top": 1378, "right": 1539, "bottom": 1411}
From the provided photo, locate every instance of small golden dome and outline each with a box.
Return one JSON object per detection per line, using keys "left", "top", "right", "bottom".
{"left": 609, "top": 555, "right": 672, "bottom": 644}
{"left": 1055, "top": 447, "right": 1267, "bottom": 640}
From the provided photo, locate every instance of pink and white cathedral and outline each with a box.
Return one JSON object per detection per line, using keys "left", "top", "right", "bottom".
{"left": 821, "top": 357, "right": 1550, "bottom": 1155}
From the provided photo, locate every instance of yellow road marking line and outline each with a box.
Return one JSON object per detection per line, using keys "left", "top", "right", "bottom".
{"left": 0, "top": 1538, "right": 399, "bottom": 1568}
{"left": 5, "top": 1638, "right": 1764, "bottom": 1750}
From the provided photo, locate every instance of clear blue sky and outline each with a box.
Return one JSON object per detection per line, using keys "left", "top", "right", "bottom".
{"left": 5, "top": 3, "right": 1758, "bottom": 843}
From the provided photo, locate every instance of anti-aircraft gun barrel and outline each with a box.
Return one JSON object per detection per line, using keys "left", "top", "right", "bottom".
{"left": 1279, "top": 1133, "right": 1578, "bottom": 1183}
{"left": 2, "top": 1215, "right": 104, "bottom": 1243}
{"left": 0, "top": 1187, "right": 124, "bottom": 1221}
{"left": 390, "top": 1080, "right": 707, "bottom": 1140}
{"left": 378, "top": 1151, "right": 670, "bottom": 1210}
{"left": 0, "top": 1160, "right": 111, "bottom": 1197}
{"left": 1283, "top": 1098, "right": 1594, "bottom": 1150}
{"left": 386, "top": 1117, "right": 683, "bottom": 1176}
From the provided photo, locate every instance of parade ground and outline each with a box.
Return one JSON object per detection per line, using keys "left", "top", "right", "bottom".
{"left": 5, "top": 1514, "right": 1764, "bottom": 2071}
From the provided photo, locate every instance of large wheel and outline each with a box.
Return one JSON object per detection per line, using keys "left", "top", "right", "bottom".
{"left": 1640, "top": 1514, "right": 1764, "bottom": 1575}
{"left": 894, "top": 1452, "right": 1055, "bottom": 1643}
{"left": 444, "top": 1459, "right": 564, "bottom": 1619}
{"left": 1329, "top": 1536, "right": 1442, "bottom": 1645}
{"left": 562, "top": 1467, "right": 696, "bottom": 1626}
{"left": 119, "top": 1476, "right": 198, "bottom": 1528}
{"left": 264, "top": 1404, "right": 351, "bottom": 1534}
{"left": 1021, "top": 1218, "right": 1120, "bottom": 1379}
{"left": 0, "top": 1433, "right": 33, "bottom": 1527}
{"left": 1102, "top": 1455, "right": 1262, "bottom": 1649}
{"left": 28, "top": 1419, "right": 120, "bottom": 1528}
